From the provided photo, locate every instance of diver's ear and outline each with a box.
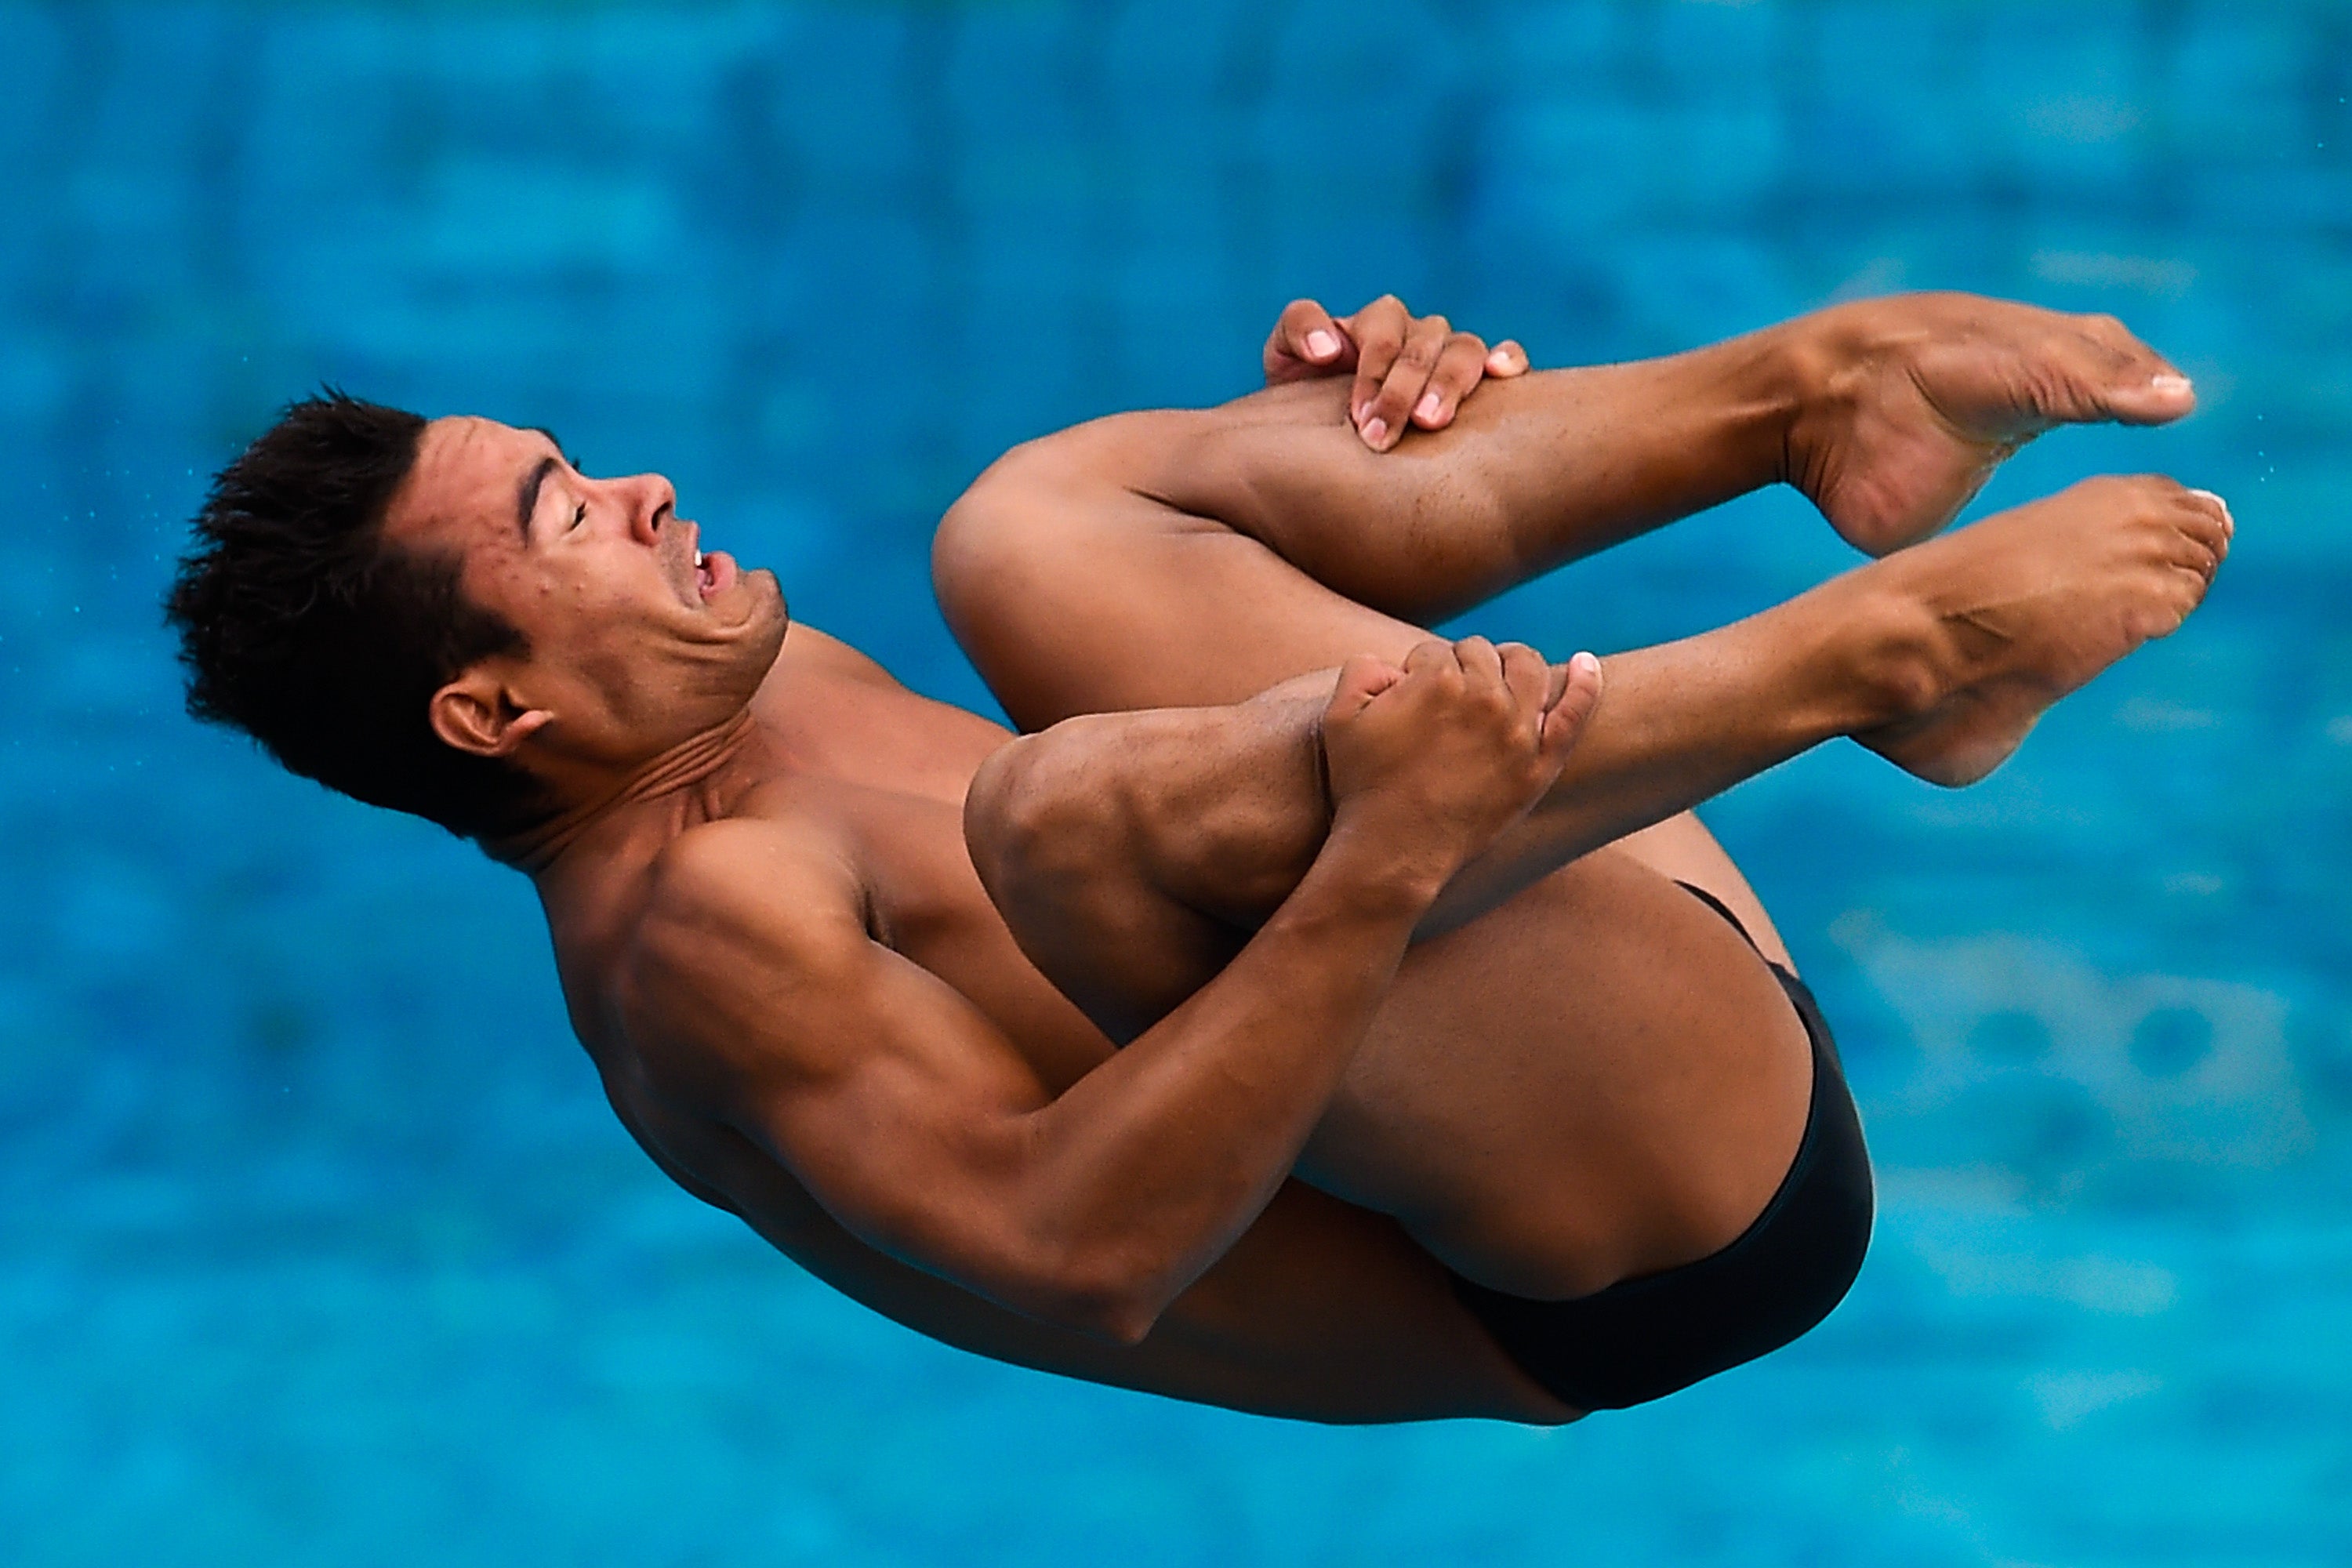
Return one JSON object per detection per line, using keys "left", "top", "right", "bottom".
{"left": 428, "top": 668, "right": 553, "bottom": 759}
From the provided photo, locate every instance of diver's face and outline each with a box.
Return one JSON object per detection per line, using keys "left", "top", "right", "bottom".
{"left": 387, "top": 416, "right": 789, "bottom": 769}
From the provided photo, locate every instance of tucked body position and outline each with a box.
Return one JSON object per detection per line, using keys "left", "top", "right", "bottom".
{"left": 168, "top": 292, "right": 2227, "bottom": 1423}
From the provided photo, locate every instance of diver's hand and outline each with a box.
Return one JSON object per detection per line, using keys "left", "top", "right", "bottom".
{"left": 1319, "top": 638, "right": 1600, "bottom": 905}
{"left": 1262, "top": 295, "right": 1530, "bottom": 452}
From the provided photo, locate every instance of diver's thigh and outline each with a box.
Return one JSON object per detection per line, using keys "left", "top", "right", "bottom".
{"left": 1305, "top": 845, "right": 1813, "bottom": 1297}
{"left": 1606, "top": 811, "right": 1793, "bottom": 971}
{"left": 944, "top": 504, "right": 1428, "bottom": 730}
{"left": 1140, "top": 1178, "right": 1573, "bottom": 1424}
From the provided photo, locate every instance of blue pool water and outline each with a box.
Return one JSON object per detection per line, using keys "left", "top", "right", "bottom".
{"left": 4, "top": 2, "right": 2348, "bottom": 1562}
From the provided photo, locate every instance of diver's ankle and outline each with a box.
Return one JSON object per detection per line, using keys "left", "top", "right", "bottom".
{"left": 1783, "top": 572, "right": 1958, "bottom": 736}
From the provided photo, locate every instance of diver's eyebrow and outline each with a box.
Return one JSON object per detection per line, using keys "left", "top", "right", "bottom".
{"left": 516, "top": 454, "right": 559, "bottom": 546}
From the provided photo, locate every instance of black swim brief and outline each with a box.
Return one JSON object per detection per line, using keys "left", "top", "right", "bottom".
{"left": 1448, "top": 883, "right": 1873, "bottom": 1412}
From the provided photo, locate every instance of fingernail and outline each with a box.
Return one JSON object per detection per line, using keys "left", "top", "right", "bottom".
{"left": 1360, "top": 416, "right": 1388, "bottom": 448}
{"left": 1305, "top": 329, "right": 1339, "bottom": 360}
{"left": 1415, "top": 391, "right": 1443, "bottom": 424}
{"left": 1570, "top": 651, "right": 1601, "bottom": 676}
{"left": 2188, "top": 487, "right": 2232, "bottom": 521}
{"left": 2151, "top": 373, "right": 2194, "bottom": 395}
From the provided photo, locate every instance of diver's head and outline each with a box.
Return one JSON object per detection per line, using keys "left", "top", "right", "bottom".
{"left": 168, "top": 394, "right": 789, "bottom": 846}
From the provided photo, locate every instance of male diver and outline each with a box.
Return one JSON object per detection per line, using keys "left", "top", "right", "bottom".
{"left": 167, "top": 292, "right": 2226, "bottom": 1423}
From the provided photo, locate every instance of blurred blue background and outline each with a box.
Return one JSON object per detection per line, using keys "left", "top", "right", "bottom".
{"left": 3, "top": 1, "right": 2348, "bottom": 1563}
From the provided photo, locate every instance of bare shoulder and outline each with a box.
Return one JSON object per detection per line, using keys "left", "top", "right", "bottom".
{"left": 619, "top": 816, "right": 874, "bottom": 1102}
{"left": 644, "top": 814, "right": 857, "bottom": 925}
{"left": 775, "top": 622, "right": 909, "bottom": 694}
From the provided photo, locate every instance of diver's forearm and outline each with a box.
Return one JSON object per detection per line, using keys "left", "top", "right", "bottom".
{"left": 1016, "top": 823, "right": 1434, "bottom": 1341}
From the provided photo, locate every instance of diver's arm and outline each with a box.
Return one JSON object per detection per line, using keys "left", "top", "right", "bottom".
{"left": 627, "top": 643, "right": 1587, "bottom": 1344}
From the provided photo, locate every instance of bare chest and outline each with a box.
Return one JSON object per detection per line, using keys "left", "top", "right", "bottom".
{"left": 741, "top": 664, "right": 1116, "bottom": 1091}
{"left": 550, "top": 688, "right": 1115, "bottom": 1104}
{"left": 825, "top": 782, "right": 1117, "bottom": 1094}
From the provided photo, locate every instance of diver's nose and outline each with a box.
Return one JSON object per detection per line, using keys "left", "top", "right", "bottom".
{"left": 624, "top": 474, "right": 677, "bottom": 546}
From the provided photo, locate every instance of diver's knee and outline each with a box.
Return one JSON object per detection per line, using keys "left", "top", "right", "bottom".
{"left": 964, "top": 720, "right": 1138, "bottom": 916}
{"left": 967, "top": 703, "right": 1325, "bottom": 935}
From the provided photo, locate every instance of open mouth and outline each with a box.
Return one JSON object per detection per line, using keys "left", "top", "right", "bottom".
{"left": 693, "top": 547, "right": 735, "bottom": 601}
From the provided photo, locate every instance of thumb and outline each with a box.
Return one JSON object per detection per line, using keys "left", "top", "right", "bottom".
{"left": 1486, "top": 339, "right": 1530, "bottom": 378}
{"left": 1538, "top": 652, "right": 1603, "bottom": 761}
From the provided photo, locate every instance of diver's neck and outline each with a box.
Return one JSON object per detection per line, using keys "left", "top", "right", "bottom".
{"left": 490, "top": 705, "right": 768, "bottom": 879}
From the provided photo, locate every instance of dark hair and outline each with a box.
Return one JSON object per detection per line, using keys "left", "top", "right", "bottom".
{"left": 166, "top": 390, "right": 546, "bottom": 842}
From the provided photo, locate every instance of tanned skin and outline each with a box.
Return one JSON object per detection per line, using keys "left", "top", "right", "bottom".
{"left": 386, "top": 292, "right": 2227, "bottom": 1425}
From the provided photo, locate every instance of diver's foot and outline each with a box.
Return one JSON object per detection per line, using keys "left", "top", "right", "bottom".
{"left": 1783, "top": 293, "right": 2199, "bottom": 557}
{"left": 1853, "top": 475, "right": 2231, "bottom": 786}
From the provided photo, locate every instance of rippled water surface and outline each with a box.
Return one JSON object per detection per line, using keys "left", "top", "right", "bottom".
{"left": 3, "top": 2, "right": 2348, "bottom": 1563}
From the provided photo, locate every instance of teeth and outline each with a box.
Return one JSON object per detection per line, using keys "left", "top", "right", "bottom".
{"left": 695, "top": 551, "right": 706, "bottom": 567}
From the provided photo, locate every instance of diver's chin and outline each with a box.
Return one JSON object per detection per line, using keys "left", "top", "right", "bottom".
{"left": 748, "top": 568, "right": 789, "bottom": 635}
{"left": 750, "top": 571, "right": 792, "bottom": 661}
